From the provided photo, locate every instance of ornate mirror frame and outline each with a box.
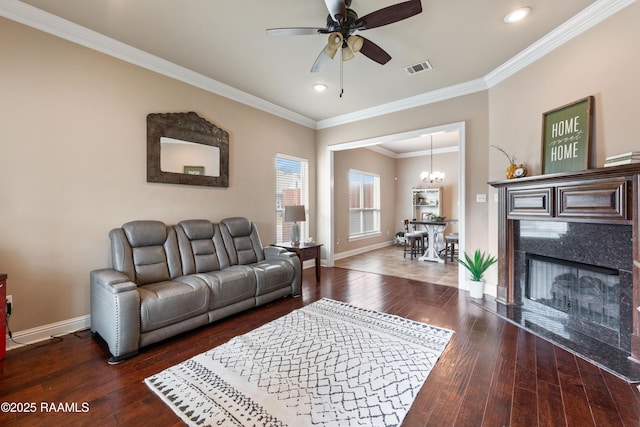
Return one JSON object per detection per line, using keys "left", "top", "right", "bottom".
{"left": 147, "top": 112, "right": 229, "bottom": 187}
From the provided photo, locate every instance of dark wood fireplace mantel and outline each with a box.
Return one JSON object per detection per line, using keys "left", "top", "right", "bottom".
{"left": 490, "top": 163, "right": 640, "bottom": 365}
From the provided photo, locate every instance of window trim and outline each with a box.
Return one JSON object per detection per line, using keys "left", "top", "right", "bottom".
{"left": 348, "top": 169, "right": 381, "bottom": 239}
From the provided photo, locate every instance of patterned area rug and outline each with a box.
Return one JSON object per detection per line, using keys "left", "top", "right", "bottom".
{"left": 145, "top": 298, "right": 453, "bottom": 426}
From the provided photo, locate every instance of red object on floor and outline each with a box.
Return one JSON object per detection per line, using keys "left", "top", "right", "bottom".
{"left": 0, "top": 273, "right": 6, "bottom": 360}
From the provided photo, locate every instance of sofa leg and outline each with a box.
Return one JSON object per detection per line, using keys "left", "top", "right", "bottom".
{"left": 108, "top": 351, "right": 138, "bottom": 365}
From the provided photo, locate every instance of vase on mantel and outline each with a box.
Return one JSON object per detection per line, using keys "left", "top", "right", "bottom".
{"left": 506, "top": 163, "right": 517, "bottom": 179}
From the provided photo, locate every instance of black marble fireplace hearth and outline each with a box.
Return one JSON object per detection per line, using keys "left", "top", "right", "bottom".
{"left": 489, "top": 165, "right": 640, "bottom": 383}
{"left": 480, "top": 220, "right": 640, "bottom": 381}
{"left": 515, "top": 221, "right": 633, "bottom": 352}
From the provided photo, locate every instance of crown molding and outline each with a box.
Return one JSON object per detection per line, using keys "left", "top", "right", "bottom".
{"left": 484, "top": 0, "right": 637, "bottom": 88}
{"left": 2, "top": 0, "right": 635, "bottom": 131}
{"left": 0, "top": 0, "right": 317, "bottom": 129}
{"left": 315, "top": 79, "right": 487, "bottom": 130}
{"left": 395, "top": 146, "right": 459, "bottom": 159}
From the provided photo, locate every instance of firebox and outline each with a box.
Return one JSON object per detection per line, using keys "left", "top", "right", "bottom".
{"left": 526, "top": 254, "right": 620, "bottom": 331}
{"left": 513, "top": 220, "right": 633, "bottom": 355}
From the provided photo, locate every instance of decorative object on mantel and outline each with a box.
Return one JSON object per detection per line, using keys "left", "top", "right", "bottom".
{"left": 604, "top": 151, "right": 640, "bottom": 167}
{"left": 542, "top": 96, "right": 594, "bottom": 174}
{"left": 420, "top": 134, "right": 445, "bottom": 183}
{"left": 491, "top": 145, "right": 526, "bottom": 179}
{"left": 456, "top": 250, "right": 497, "bottom": 299}
{"left": 147, "top": 112, "right": 229, "bottom": 187}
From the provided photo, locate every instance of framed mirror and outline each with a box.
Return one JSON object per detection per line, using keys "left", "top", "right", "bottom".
{"left": 147, "top": 112, "right": 229, "bottom": 187}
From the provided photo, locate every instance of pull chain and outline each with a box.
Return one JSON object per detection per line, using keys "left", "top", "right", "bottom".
{"left": 339, "top": 51, "right": 344, "bottom": 98}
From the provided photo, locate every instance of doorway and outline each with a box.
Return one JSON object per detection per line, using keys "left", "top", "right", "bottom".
{"left": 324, "top": 121, "right": 466, "bottom": 287}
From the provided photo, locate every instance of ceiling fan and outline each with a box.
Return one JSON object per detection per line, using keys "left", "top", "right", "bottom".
{"left": 266, "top": 0, "right": 423, "bottom": 73}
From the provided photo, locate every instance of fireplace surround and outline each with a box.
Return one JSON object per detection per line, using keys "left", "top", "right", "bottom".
{"left": 490, "top": 164, "right": 640, "bottom": 382}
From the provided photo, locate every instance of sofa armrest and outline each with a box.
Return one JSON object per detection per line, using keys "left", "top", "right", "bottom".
{"left": 90, "top": 269, "right": 137, "bottom": 293}
{"left": 264, "top": 246, "right": 295, "bottom": 259}
{"left": 263, "top": 246, "right": 301, "bottom": 297}
{"left": 90, "top": 269, "right": 140, "bottom": 362}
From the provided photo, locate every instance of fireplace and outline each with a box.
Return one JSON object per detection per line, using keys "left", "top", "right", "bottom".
{"left": 490, "top": 166, "right": 640, "bottom": 382}
{"left": 513, "top": 220, "right": 633, "bottom": 353}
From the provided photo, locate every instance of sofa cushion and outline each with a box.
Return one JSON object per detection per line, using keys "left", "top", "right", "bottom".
{"left": 123, "top": 221, "right": 167, "bottom": 247}
{"left": 138, "top": 276, "right": 209, "bottom": 333}
{"left": 111, "top": 220, "right": 182, "bottom": 285}
{"left": 196, "top": 266, "right": 257, "bottom": 310}
{"left": 175, "top": 220, "right": 230, "bottom": 274}
{"left": 219, "top": 217, "right": 265, "bottom": 265}
{"left": 132, "top": 246, "right": 171, "bottom": 285}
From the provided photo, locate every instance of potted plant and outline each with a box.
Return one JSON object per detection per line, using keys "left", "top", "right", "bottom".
{"left": 456, "top": 250, "right": 497, "bottom": 299}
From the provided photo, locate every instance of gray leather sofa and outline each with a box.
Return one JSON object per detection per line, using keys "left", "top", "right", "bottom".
{"left": 90, "top": 217, "right": 301, "bottom": 363}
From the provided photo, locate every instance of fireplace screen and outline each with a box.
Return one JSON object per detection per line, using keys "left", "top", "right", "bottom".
{"left": 527, "top": 255, "right": 620, "bottom": 330}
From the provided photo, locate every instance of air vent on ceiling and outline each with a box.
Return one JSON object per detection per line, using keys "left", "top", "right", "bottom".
{"left": 404, "top": 60, "right": 433, "bottom": 75}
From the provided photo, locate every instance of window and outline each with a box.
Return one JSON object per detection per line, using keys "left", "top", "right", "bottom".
{"left": 276, "top": 154, "right": 309, "bottom": 243}
{"left": 349, "top": 169, "right": 380, "bottom": 238}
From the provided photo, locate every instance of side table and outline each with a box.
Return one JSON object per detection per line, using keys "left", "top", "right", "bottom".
{"left": 273, "top": 242, "right": 323, "bottom": 282}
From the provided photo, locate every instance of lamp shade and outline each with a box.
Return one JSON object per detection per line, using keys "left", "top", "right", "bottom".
{"left": 284, "top": 205, "right": 306, "bottom": 222}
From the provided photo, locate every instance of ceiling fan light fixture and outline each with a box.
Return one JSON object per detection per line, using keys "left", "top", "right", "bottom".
{"left": 323, "top": 44, "right": 339, "bottom": 59}
{"left": 504, "top": 7, "right": 531, "bottom": 23}
{"left": 327, "top": 32, "right": 343, "bottom": 49}
{"left": 347, "top": 35, "right": 364, "bottom": 53}
{"left": 323, "top": 32, "right": 343, "bottom": 59}
{"left": 342, "top": 46, "right": 355, "bottom": 61}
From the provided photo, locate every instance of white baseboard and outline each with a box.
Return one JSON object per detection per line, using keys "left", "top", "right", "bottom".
{"left": 6, "top": 314, "right": 91, "bottom": 352}
{"left": 333, "top": 240, "right": 394, "bottom": 261}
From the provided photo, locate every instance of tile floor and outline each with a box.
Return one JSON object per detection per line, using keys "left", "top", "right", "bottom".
{"left": 333, "top": 244, "right": 459, "bottom": 288}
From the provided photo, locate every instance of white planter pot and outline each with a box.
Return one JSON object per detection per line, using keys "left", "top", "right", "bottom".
{"left": 467, "top": 279, "right": 485, "bottom": 299}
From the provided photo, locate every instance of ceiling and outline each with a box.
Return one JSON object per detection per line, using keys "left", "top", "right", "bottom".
{"left": 6, "top": 0, "right": 626, "bottom": 155}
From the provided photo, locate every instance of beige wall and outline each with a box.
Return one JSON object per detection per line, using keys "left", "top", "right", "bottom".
{"left": 317, "top": 91, "right": 489, "bottom": 262}
{"left": 488, "top": 2, "right": 640, "bottom": 181}
{"left": 4, "top": 2, "right": 639, "bottom": 335}
{"left": 485, "top": 1, "right": 640, "bottom": 286}
{"left": 332, "top": 148, "right": 397, "bottom": 254}
{"left": 317, "top": 3, "right": 640, "bottom": 291}
{"left": 0, "top": 18, "right": 316, "bottom": 332}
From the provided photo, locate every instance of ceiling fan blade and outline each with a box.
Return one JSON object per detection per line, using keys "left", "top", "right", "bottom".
{"left": 266, "top": 27, "right": 329, "bottom": 36}
{"left": 359, "top": 37, "right": 392, "bottom": 65}
{"left": 355, "top": 0, "right": 422, "bottom": 30}
{"left": 324, "top": 0, "right": 347, "bottom": 23}
{"left": 311, "top": 49, "right": 332, "bottom": 73}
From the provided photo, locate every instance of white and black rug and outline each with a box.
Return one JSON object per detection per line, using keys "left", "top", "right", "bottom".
{"left": 145, "top": 298, "right": 453, "bottom": 426}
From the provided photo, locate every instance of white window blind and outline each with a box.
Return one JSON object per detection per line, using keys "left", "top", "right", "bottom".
{"left": 348, "top": 169, "right": 380, "bottom": 238}
{"left": 276, "top": 154, "right": 309, "bottom": 243}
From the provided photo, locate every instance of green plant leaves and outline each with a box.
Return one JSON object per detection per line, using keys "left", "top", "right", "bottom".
{"left": 456, "top": 250, "right": 497, "bottom": 281}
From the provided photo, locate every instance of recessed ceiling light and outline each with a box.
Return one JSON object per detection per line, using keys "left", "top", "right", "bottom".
{"left": 504, "top": 7, "right": 531, "bottom": 24}
{"left": 312, "top": 83, "right": 328, "bottom": 92}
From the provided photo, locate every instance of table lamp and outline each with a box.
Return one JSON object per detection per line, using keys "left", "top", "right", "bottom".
{"left": 285, "top": 205, "right": 306, "bottom": 245}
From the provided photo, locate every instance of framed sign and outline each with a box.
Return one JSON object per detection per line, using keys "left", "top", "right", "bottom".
{"left": 184, "top": 165, "right": 205, "bottom": 175}
{"left": 542, "top": 96, "right": 594, "bottom": 174}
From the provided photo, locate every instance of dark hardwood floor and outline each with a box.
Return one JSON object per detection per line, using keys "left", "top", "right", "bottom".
{"left": 2, "top": 267, "right": 640, "bottom": 426}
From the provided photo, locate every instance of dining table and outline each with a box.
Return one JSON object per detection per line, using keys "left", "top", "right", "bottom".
{"left": 410, "top": 219, "right": 458, "bottom": 263}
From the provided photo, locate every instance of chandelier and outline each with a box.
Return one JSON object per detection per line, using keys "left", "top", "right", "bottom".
{"left": 420, "top": 134, "right": 445, "bottom": 183}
